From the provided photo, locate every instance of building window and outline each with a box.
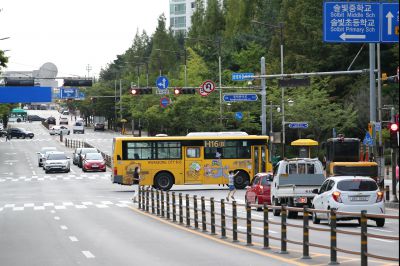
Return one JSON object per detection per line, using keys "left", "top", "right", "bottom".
{"left": 170, "top": 3, "right": 186, "bottom": 15}
{"left": 171, "top": 16, "right": 186, "bottom": 28}
{"left": 191, "top": 2, "right": 195, "bottom": 9}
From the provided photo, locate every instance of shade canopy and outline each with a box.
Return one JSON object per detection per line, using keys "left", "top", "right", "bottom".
{"left": 291, "top": 139, "right": 318, "bottom": 146}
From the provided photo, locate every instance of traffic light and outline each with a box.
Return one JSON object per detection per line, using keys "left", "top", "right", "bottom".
{"left": 173, "top": 88, "right": 182, "bottom": 95}
{"left": 389, "top": 122, "right": 399, "bottom": 148}
{"left": 181, "top": 88, "right": 196, "bottom": 94}
{"left": 4, "top": 78, "right": 34, "bottom": 86}
{"left": 141, "top": 87, "right": 152, "bottom": 94}
{"left": 131, "top": 88, "right": 152, "bottom": 95}
{"left": 382, "top": 73, "right": 399, "bottom": 84}
{"left": 63, "top": 79, "right": 93, "bottom": 87}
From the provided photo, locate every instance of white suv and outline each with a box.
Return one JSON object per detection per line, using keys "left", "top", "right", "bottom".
{"left": 312, "top": 176, "right": 385, "bottom": 227}
{"left": 73, "top": 121, "right": 84, "bottom": 134}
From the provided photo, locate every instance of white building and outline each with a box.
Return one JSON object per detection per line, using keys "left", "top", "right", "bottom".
{"left": 169, "top": 0, "right": 196, "bottom": 35}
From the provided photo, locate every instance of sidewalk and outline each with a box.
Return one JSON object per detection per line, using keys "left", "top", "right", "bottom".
{"left": 383, "top": 166, "right": 399, "bottom": 209}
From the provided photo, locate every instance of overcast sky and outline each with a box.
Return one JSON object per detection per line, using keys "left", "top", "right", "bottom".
{"left": 0, "top": 0, "right": 169, "bottom": 78}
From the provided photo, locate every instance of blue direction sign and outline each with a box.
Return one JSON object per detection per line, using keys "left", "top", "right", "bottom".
{"left": 324, "top": 2, "right": 380, "bottom": 43}
{"left": 288, "top": 122, "right": 309, "bottom": 129}
{"left": 232, "top": 73, "right": 254, "bottom": 81}
{"left": 363, "top": 132, "right": 374, "bottom": 146}
{"left": 60, "top": 87, "right": 78, "bottom": 99}
{"left": 156, "top": 76, "right": 169, "bottom": 90}
{"left": 223, "top": 94, "right": 258, "bottom": 102}
{"left": 235, "top": 112, "right": 243, "bottom": 121}
{"left": 381, "top": 3, "right": 399, "bottom": 43}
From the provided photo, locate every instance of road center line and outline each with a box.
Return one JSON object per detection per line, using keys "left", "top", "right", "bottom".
{"left": 60, "top": 225, "right": 68, "bottom": 230}
{"left": 82, "top": 251, "right": 95, "bottom": 259}
{"left": 69, "top": 236, "right": 79, "bottom": 242}
{"left": 54, "top": 216, "right": 60, "bottom": 220}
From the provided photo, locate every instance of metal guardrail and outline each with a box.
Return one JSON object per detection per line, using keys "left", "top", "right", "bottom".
{"left": 138, "top": 186, "right": 399, "bottom": 265}
{"left": 63, "top": 138, "right": 112, "bottom": 167}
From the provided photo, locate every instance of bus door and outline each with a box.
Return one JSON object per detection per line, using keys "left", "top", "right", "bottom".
{"left": 184, "top": 147, "right": 203, "bottom": 184}
{"left": 253, "top": 146, "right": 267, "bottom": 174}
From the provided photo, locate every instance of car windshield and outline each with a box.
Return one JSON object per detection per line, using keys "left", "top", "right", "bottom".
{"left": 47, "top": 154, "right": 67, "bottom": 160}
{"left": 81, "top": 148, "right": 98, "bottom": 155}
{"left": 85, "top": 153, "right": 103, "bottom": 160}
{"left": 41, "top": 147, "right": 56, "bottom": 154}
{"left": 337, "top": 180, "right": 378, "bottom": 191}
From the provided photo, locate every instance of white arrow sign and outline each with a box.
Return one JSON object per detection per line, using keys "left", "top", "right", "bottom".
{"left": 386, "top": 11, "right": 394, "bottom": 35}
{"left": 339, "top": 33, "right": 366, "bottom": 41}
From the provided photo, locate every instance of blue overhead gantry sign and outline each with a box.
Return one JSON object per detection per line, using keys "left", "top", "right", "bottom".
{"left": 0, "top": 86, "right": 52, "bottom": 103}
{"left": 324, "top": 2, "right": 381, "bottom": 43}
{"left": 381, "top": 3, "right": 399, "bottom": 43}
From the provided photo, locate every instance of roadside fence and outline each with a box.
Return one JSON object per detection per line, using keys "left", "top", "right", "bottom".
{"left": 63, "top": 137, "right": 112, "bottom": 167}
{"left": 138, "top": 186, "right": 399, "bottom": 265}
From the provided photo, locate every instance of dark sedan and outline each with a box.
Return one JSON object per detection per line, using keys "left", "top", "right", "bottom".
{"left": 8, "top": 128, "right": 34, "bottom": 139}
{"left": 94, "top": 123, "right": 105, "bottom": 131}
{"left": 28, "top": 115, "right": 46, "bottom": 122}
{"left": 46, "top": 117, "right": 56, "bottom": 125}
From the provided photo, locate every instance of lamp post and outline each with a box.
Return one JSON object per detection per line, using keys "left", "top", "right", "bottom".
{"left": 265, "top": 102, "right": 280, "bottom": 161}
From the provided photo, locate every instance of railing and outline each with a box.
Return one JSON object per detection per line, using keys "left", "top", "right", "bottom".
{"left": 138, "top": 186, "right": 399, "bottom": 265}
{"left": 63, "top": 138, "right": 112, "bottom": 167}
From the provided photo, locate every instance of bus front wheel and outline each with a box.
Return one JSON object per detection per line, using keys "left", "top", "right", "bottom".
{"left": 234, "top": 171, "right": 249, "bottom": 189}
{"left": 154, "top": 172, "right": 174, "bottom": 191}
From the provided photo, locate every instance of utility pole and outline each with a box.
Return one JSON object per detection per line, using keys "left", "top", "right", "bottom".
{"left": 119, "top": 79, "right": 122, "bottom": 120}
{"left": 86, "top": 64, "right": 92, "bottom": 78}
{"left": 261, "top": 57, "right": 266, "bottom": 135}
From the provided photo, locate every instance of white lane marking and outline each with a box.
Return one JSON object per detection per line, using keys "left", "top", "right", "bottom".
{"left": 69, "top": 236, "right": 79, "bottom": 242}
{"left": 13, "top": 207, "right": 24, "bottom": 211}
{"left": 32, "top": 171, "right": 36, "bottom": 175}
{"left": 95, "top": 204, "right": 108, "bottom": 208}
{"left": 50, "top": 210, "right": 56, "bottom": 214}
{"left": 55, "top": 206, "right": 66, "bottom": 210}
{"left": 0, "top": 207, "right": 3, "bottom": 212}
{"left": 82, "top": 202, "right": 93, "bottom": 205}
{"left": 54, "top": 216, "right": 60, "bottom": 220}
{"left": 60, "top": 225, "right": 68, "bottom": 230}
{"left": 44, "top": 202, "right": 54, "bottom": 207}
{"left": 116, "top": 203, "right": 128, "bottom": 207}
{"left": 369, "top": 228, "right": 393, "bottom": 233}
{"left": 82, "top": 251, "right": 95, "bottom": 259}
{"left": 371, "top": 238, "right": 394, "bottom": 243}
{"left": 23, "top": 203, "right": 34, "bottom": 207}
{"left": 34, "top": 206, "right": 45, "bottom": 210}
{"left": 4, "top": 204, "right": 15, "bottom": 208}
{"left": 75, "top": 205, "right": 87, "bottom": 209}
{"left": 62, "top": 202, "right": 74, "bottom": 206}
{"left": 100, "top": 201, "right": 113, "bottom": 205}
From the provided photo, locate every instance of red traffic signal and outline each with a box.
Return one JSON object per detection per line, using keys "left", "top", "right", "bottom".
{"left": 389, "top": 122, "right": 399, "bottom": 148}
{"left": 390, "top": 123, "right": 399, "bottom": 132}
{"left": 131, "top": 88, "right": 139, "bottom": 95}
{"left": 174, "top": 88, "right": 181, "bottom": 95}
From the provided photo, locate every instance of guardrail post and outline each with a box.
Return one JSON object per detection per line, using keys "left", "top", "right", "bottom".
{"left": 302, "top": 207, "right": 311, "bottom": 259}
{"left": 161, "top": 190, "right": 165, "bottom": 218}
{"left": 151, "top": 188, "right": 155, "bottom": 214}
{"left": 172, "top": 192, "right": 176, "bottom": 222}
{"left": 246, "top": 203, "right": 253, "bottom": 246}
{"left": 360, "top": 210, "right": 368, "bottom": 266}
{"left": 179, "top": 193, "right": 183, "bottom": 224}
{"left": 221, "top": 199, "right": 226, "bottom": 239}
{"left": 194, "top": 195, "right": 199, "bottom": 229}
{"left": 166, "top": 191, "right": 170, "bottom": 220}
{"left": 280, "top": 205, "right": 288, "bottom": 254}
{"left": 156, "top": 190, "right": 160, "bottom": 216}
{"left": 138, "top": 186, "right": 142, "bottom": 209}
{"left": 263, "top": 203, "right": 270, "bottom": 249}
{"left": 145, "top": 187, "right": 149, "bottom": 212}
{"left": 201, "top": 196, "right": 206, "bottom": 232}
{"left": 385, "top": 185, "right": 390, "bottom": 201}
{"left": 186, "top": 194, "right": 190, "bottom": 227}
{"left": 329, "top": 209, "right": 339, "bottom": 265}
{"left": 232, "top": 201, "right": 238, "bottom": 242}
{"left": 210, "top": 197, "right": 216, "bottom": 235}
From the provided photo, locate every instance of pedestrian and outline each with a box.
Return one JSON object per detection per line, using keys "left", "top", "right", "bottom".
{"left": 5, "top": 130, "right": 11, "bottom": 142}
{"left": 226, "top": 170, "right": 239, "bottom": 201}
{"left": 132, "top": 166, "right": 143, "bottom": 203}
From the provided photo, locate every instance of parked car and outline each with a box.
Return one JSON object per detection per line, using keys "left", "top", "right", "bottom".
{"left": 78, "top": 148, "right": 99, "bottom": 168}
{"left": 59, "top": 117, "right": 69, "bottom": 125}
{"left": 46, "top": 117, "right": 56, "bottom": 125}
{"left": 0, "top": 122, "right": 3, "bottom": 130}
{"left": 36, "top": 147, "right": 57, "bottom": 166}
{"left": 49, "top": 125, "right": 70, "bottom": 135}
{"left": 312, "top": 176, "right": 385, "bottom": 227}
{"left": 245, "top": 173, "right": 273, "bottom": 211}
{"left": 27, "top": 115, "right": 46, "bottom": 122}
{"left": 94, "top": 123, "right": 105, "bottom": 131}
{"left": 8, "top": 128, "right": 34, "bottom": 139}
{"left": 73, "top": 121, "right": 84, "bottom": 134}
{"left": 82, "top": 152, "right": 106, "bottom": 172}
{"left": 43, "top": 151, "right": 70, "bottom": 173}
{"left": 72, "top": 148, "right": 82, "bottom": 165}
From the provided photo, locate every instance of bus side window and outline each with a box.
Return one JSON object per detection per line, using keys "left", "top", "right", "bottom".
{"left": 117, "top": 155, "right": 121, "bottom": 160}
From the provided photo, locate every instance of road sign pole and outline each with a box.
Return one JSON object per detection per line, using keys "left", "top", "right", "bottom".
{"left": 261, "top": 57, "right": 267, "bottom": 135}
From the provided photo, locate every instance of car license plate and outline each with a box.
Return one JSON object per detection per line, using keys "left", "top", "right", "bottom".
{"left": 92, "top": 164, "right": 98, "bottom": 168}
{"left": 350, "top": 196, "right": 368, "bottom": 201}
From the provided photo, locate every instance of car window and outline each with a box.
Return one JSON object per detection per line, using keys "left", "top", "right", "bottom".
{"left": 47, "top": 154, "right": 67, "bottom": 160}
{"left": 85, "top": 153, "right": 103, "bottom": 160}
{"left": 326, "top": 180, "right": 335, "bottom": 191}
{"left": 261, "top": 176, "right": 270, "bottom": 186}
{"left": 319, "top": 180, "right": 330, "bottom": 193}
{"left": 337, "top": 180, "right": 378, "bottom": 191}
{"left": 80, "top": 148, "right": 98, "bottom": 155}
{"left": 252, "top": 176, "right": 260, "bottom": 186}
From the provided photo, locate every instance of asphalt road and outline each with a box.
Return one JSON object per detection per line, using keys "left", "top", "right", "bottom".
{"left": 1, "top": 112, "right": 398, "bottom": 266}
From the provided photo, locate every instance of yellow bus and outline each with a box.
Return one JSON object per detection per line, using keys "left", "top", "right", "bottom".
{"left": 111, "top": 133, "right": 272, "bottom": 190}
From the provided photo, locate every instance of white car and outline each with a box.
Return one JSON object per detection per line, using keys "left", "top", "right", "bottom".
{"left": 41, "top": 150, "right": 61, "bottom": 169}
{"left": 49, "top": 125, "right": 70, "bottom": 135}
{"left": 72, "top": 121, "right": 84, "bottom": 134}
{"left": 43, "top": 151, "right": 70, "bottom": 173}
{"left": 36, "top": 147, "right": 57, "bottom": 167}
{"left": 312, "top": 176, "right": 385, "bottom": 227}
{"left": 59, "top": 117, "right": 69, "bottom": 125}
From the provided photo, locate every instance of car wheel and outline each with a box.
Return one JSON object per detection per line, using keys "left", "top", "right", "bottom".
{"left": 22, "top": 135, "right": 26, "bottom": 139}
{"left": 102, "top": 169, "right": 106, "bottom": 172}
{"left": 312, "top": 210, "right": 320, "bottom": 224}
{"left": 234, "top": 171, "right": 249, "bottom": 189}
{"left": 45, "top": 170, "right": 49, "bottom": 174}
{"left": 375, "top": 218, "right": 385, "bottom": 227}
{"left": 30, "top": 136, "right": 33, "bottom": 139}
{"left": 272, "top": 198, "right": 281, "bottom": 216}
{"left": 154, "top": 172, "right": 174, "bottom": 191}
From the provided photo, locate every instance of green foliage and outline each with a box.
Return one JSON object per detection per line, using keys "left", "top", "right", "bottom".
{"left": 0, "top": 50, "right": 8, "bottom": 69}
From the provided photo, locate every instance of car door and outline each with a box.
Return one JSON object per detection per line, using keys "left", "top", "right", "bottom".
{"left": 317, "top": 180, "right": 335, "bottom": 218}
{"left": 246, "top": 175, "right": 260, "bottom": 204}
{"left": 313, "top": 180, "right": 330, "bottom": 210}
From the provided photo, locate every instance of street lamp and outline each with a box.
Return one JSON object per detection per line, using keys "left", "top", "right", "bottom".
{"left": 265, "top": 101, "right": 280, "bottom": 161}
{"left": 277, "top": 99, "right": 294, "bottom": 157}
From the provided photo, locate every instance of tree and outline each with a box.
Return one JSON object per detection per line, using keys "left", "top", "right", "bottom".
{"left": 0, "top": 50, "right": 7, "bottom": 70}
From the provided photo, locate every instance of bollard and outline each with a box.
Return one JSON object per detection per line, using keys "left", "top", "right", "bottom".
{"left": 186, "top": 194, "right": 190, "bottom": 227}
{"left": 221, "top": 199, "right": 226, "bottom": 239}
{"left": 194, "top": 195, "right": 199, "bottom": 229}
{"left": 329, "top": 209, "right": 339, "bottom": 265}
{"left": 166, "top": 191, "right": 170, "bottom": 220}
{"left": 156, "top": 190, "right": 160, "bottom": 216}
{"left": 201, "top": 196, "right": 206, "bottom": 232}
{"left": 263, "top": 203, "right": 270, "bottom": 249}
{"left": 246, "top": 203, "right": 253, "bottom": 246}
{"left": 138, "top": 186, "right": 142, "bottom": 209}
{"left": 360, "top": 210, "right": 368, "bottom": 266}
{"left": 151, "top": 188, "right": 155, "bottom": 214}
{"left": 145, "top": 187, "right": 149, "bottom": 212}
{"left": 232, "top": 201, "right": 238, "bottom": 242}
{"left": 280, "top": 205, "right": 288, "bottom": 254}
{"left": 161, "top": 190, "right": 165, "bottom": 218}
{"left": 172, "top": 192, "right": 176, "bottom": 222}
{"left": 179, "top": 193, "right": 183, "bottom": 224}
{"left": 385, "top": 185, "right": 390, "bottom": 201}
{"left": 302, "top": 207, "right": 311, "bottom": 259}
{"left": 210, "top": 198, "right": 216, "bottom": 235}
